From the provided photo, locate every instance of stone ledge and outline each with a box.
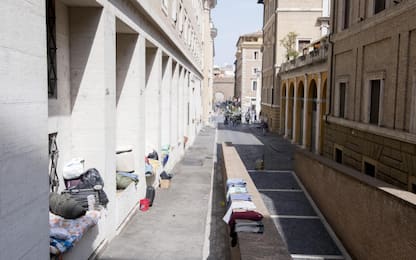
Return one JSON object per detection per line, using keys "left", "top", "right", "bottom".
{"left": 221, "top": 143, "right": 291, "bottom": 260}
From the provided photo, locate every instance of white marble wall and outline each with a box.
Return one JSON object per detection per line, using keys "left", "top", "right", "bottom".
{"left": 0, "top": 1, "right": 49, "bottom": 259}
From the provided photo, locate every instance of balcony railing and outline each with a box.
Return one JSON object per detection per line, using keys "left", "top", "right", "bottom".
{"left": 280, "top": 38, "right": 329, "bottom": 73}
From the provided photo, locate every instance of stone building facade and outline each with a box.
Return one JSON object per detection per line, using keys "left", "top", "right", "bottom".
{"left": 213, "top": 65, "right": 235, "bottom": 104}
{"left": 258, "top": 0, "right": 329, "bottom": 132}
{"left": 235, "top": 31, "right": 263, "bottom": 120}
{"left": 279, "top": 37, "right": 329, "bottom": 154}
{"left": 0, "top": 0, "right": 216, "bottom": 259}
{"left": 325, "top": 0, "right": 416, "bottom": 192}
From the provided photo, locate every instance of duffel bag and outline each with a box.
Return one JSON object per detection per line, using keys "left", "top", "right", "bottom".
{"left": 49, "top": 192, "right": 86, "bottom": 219}
{"left": 61, "top": 187, "right": 107, "bottom": 210}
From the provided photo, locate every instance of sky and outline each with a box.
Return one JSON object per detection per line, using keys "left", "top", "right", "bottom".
{"left": 211, "top": 0, "right": 263, "bottom": 67}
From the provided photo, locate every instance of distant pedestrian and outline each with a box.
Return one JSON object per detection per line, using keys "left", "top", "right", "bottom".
{"left": 261, "top": 120, "right": 268, "bottom": 135}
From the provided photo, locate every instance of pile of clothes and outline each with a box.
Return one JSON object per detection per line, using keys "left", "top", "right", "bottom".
{"left": 49, "top": 161, "right": 108, "bottom": 255}
{"left": 115, "top": 147, "right": 139, "bottom": 190}
{"left": 223, "top": 178, "right": 264, "bottom": 247}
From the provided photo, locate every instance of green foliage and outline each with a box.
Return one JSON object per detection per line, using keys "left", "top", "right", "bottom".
{"left": 280, "top": 32, "right": 299, "bottom": 60}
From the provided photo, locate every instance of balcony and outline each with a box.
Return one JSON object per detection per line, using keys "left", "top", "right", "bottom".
{"left": 280, "top": 37, "right": 329, "bottom": 73}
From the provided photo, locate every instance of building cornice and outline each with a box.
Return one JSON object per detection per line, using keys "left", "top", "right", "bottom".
{"left": 276, "top": 8, "right": 323, "bottom": 13}
{"left": 327, "top": 116, "right": 416, "bottom": 145}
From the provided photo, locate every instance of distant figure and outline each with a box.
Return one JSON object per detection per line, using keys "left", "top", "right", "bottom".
{"left": 261, "top": 120, "right": 268, "bottom": 135}
{"left": 245, "top": 112, "right": 250, "bottom": 124}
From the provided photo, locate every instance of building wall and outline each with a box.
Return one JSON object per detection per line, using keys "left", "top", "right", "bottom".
{"left": 241, "top": 46, "right": 262, "bottom": 115}
{"left": 0, "top": 1, "right": 49, "bottom": 259}
{"left": 260, "top": 0, "right": 324, "bottom": 133}
{"left": 1, "top": 0, "right": 215, "bottom": 259}
{"left": 235, "top": 33, "right": 263, "bottom": 117}
{"left": 295, "top": 149, "right": 416, "bottom": 260}
{"left": 327, "top": 0, "right": 416, "bottom": 191}
{"left": 213, "top": 77, "right": 235, "bottom": 103}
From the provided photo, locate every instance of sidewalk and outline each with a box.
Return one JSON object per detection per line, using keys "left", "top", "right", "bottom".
{"left": 98, "top": 127, "right": 218, "bottom": 260}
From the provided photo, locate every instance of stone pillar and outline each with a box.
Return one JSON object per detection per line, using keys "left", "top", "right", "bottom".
{"left": 145, "top": 47, "right": 162, "bottom": 154}
{"left": 69, "top": 7, "right": 117, "bottom": 237}
{"left": 170, "top": 63, "right": 180, "bottom": 166}
{"left": 0, "top": 1, "right": 49, "bottom": 258}
{"left": 316, "top": 74, "right": 322, "bottom": 154}
{"left": 284, "top": 80, "right": 290, "bottom": 138}
{"left": 178, "top": 68, "right": 185, "bottom": 155}
{"left": 137, "top": 35, "right": 147, "bottom": 197}
{"left": 302, "top": 75, "right": 308, "bottom": 148}
{"left": 293, "top": 80, "right": 299, "bottom": 144}
{"left": 161, "top": 56, "right": 172, "bottom": 149}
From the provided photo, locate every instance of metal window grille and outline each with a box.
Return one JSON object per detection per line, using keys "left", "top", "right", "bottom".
{"left": 49, "top": 133, "right": 59, "bottom": 192}
{"left": 46, "top": 0, "right": 57, "bottom": 98}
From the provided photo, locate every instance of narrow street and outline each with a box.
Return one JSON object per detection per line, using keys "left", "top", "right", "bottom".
{"left": 97, "top": 116, "right": 349, "bottom": 260}
{"left": 216, "top": 118, "right": 350, "bottom": 260}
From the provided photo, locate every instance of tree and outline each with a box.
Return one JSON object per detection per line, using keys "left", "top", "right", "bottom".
{"left": 280, "top": 32, "right": 299, "bottom": 61}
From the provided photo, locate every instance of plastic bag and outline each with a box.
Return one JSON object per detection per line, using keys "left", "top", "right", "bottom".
{"left": 63, "top": 158, "right": 85, "bottom": 180}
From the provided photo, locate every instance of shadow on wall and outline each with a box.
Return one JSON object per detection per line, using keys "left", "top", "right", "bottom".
{"left": 70, "top": 7, "right": 102, "bottom": 113}
{"left": 116, "top": 31, "right": 138, "bottom": 106}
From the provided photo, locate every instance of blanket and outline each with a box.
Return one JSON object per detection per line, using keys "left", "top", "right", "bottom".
{"left": 49, "top": 210, "right": 101, "bottom": 255}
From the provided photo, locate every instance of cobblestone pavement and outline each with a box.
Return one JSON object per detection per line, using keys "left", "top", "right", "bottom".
{"left": 217, "top": 120, "right": 350, "bottom": 260}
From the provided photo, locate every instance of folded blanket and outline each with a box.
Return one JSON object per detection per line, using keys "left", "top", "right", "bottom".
{"left": 117, "top": 171, "right": 139, "bottom": 181}
{"left": 223, "top": 201, "right": 257, "bottom": 224}
{"left": 234, "top": 224, "right": 264, "bottom": 233}
{"left": 229, "top": 211, "right": 263, "bottom": 226}
{"left": 226, "top": 186, "right": 248, "bottom": 200}
{"left": 49, "top": 210, "right": 101, "bottom": 255}
{"left": 226, "top": 178, "right": 246, "bottom": 187}
{"left": 229, "top": 193, "right": 252, "bottom": 202}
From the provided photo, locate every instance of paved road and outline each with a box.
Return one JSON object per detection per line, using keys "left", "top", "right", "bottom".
{"left": 217, "top": 121, "right": 349, "bottom": 260}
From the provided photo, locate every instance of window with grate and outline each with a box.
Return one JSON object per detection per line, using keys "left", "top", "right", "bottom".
{"left": 343, "top": 0, "right": 350, "bottom": 30}
{"left": 49, "top": 133, "right": 59, "bottom": 192}
{"left": 339, "top": 82, "right": 346, "bottom": 118}
{"left": 335, "top": 148, "right": 343, "bottom": 163}
{"left": 370, "top": 79, "right": 381, "bottom": 125}
{"left": 364, "top": 161, "right": 376, "bottom": 177}
{"left": 46, "top": 0, "right": 57, "bottom": 98}
{"left": 374, "top": 0, "right": 386, "bottom": 14}
{"left": 252, "top": 80, "right": 257, "bottom": 91}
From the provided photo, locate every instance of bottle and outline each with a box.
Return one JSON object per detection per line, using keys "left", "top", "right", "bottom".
{"left": 87, "top": 195, "right": 95, "bottom": 211}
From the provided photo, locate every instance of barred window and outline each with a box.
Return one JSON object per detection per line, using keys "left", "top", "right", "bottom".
{"left": 46, "top": 0, "right": 57, "bottom": 98}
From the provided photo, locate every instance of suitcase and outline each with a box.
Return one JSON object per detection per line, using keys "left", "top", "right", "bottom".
{"left": 146, "top": 186, "right": 155, "bottom": 206}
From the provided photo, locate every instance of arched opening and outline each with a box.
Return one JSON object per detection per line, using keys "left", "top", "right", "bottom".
{"left": 306, "top": 79, "right": 318, "bottom": 152}
{"left": 281, "top": 84, "right": 287, "bottom": 135}
{"left": 288, "top": 83, "right": 294, "bottom": 139}
{"left": 295, "top": 81, "right": 304, "bottom": 144}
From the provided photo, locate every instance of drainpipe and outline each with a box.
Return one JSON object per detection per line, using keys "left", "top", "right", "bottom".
{"left": 325, "top": 0, "right": 336, "bottom": 122}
